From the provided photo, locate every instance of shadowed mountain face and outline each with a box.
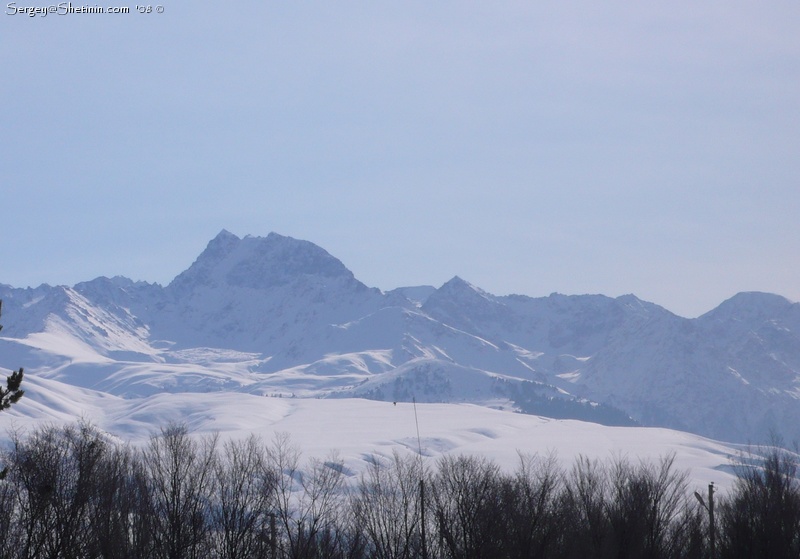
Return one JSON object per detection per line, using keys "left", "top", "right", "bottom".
{"left": 2, "top": 230, "right": 799, "bottom": 444}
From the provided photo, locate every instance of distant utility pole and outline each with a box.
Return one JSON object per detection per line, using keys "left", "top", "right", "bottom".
{"left": 413, "top": 397, "right": 428, "bottom": 559}
{"left": 694, "top": 482, "right": 715, "bottom": 558}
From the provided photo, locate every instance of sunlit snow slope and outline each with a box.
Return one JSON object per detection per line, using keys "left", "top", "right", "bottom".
{"left": 3, "top": 376, "right": 741, "bottom": 492}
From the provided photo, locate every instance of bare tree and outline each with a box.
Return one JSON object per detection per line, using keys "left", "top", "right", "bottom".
{"left": 210, "top": 435, "right": 276, "bottom": 559}
{"left": 90, "top": 443, "right": 154, "bottom": 559}
{"left": 561, "top": 455, "right": 610, "bottom": 558}
{"left": 6, "top": 422, "right": 106, "bottom": 559}
{"left": 266, "top": 433, "right": 346, "bottom": 559}
{"left": 718, "top": 445, "right": 800, "bottom": 559}
{"left": 15, "top": 418, "right": 800, "bottom": 558}
{"left": 141, "top": 423, "right": 218, "bottom": 559}
{"left": 351, "top": 451, "right": 424, "bottom": 559}
{"left": 497, "top": 451, "right": 566, "bottom": 558}
{"left": 604, "top": 454, "right": 691, "bottom": 559}
{"left": 430, "top": 454, "right": 504, "bottom": 559}
{"left": 0, "top": 441, "right": 23, "bottom": 559}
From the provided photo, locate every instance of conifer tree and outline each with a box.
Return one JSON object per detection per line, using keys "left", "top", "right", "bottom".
{"left": 0, "top": 300, "right": 24, "bottom": 479}
{"left": 0, "top": 300, "right": 24, "bottom": 411}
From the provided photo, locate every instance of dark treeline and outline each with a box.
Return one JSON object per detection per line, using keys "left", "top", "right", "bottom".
{"left": 1, "top": 421, "right": 799, "bottom": 559}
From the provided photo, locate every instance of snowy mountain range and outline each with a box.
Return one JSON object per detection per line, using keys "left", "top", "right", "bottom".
{"left": 2, "top": 230, "right": 799, "bottom": 452}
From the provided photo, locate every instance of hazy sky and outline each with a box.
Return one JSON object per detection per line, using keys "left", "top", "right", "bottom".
{"left": 2, "top": 1, "right": 798, "bottom": 317}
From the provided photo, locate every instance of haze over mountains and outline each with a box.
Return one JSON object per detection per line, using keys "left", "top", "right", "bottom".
{"left": 2, "top": 230, "right": 799, "bottom": 448}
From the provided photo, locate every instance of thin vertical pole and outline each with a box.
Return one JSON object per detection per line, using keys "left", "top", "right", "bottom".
{"left": 420, "top": 478, "right": 428, "bottom": 559}
{"left": 413, "top": 397, "right": 428, "bottom": 559}
{"left": 413, "top": 396, "right": 423, "bottom": 457}
{"left": 709, "top": 482, "right": 715, "bottom": 558}
{"left": 269, "top": 512, "right": 276, "bottom": 559}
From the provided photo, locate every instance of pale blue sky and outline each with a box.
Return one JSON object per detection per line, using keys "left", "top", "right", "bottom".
{"left": 2, "top": 1, "right": 798, "bottom": 317}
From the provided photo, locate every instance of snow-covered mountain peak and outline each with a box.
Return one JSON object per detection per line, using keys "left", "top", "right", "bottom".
{"left": 74, "top": 276, "right": 158, "bottom": 300}
{"left": 424, "top": 276, "right": 498, "bottom": 311}
{"left": 168, "top": 230, "right": 358, "bottom": 293}
{"left": 612, "top": 293, "right": 670, "bottom": 320}
{"left": 421, "top": 276, "right": 509, "bottom": 331}
{"left": 385, "top": 285, "right": 437, "bottom": 307}
{"left": 700, "top": 291, "right": 795, "bottom": 325}
{"left": 439, "top": 275, "right": 484, "bottom": 293}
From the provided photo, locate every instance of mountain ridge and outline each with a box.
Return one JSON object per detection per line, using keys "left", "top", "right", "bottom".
{"left": 1, "top": 230, "right": 798, "bottom": 444}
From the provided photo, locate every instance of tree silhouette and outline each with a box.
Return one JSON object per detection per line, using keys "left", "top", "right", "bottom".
{"left": 0, "top": 300, "right": 24, "bottom": 411}
{"left": 0, "top": 299, "right": 25, "bottom": 480}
